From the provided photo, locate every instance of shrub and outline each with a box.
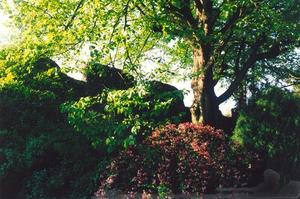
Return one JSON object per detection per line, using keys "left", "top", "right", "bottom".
{"left": 0, "top": 59, "right": 189, "bottom": 198}
{"left": 62, "top": 84, "right": 188, "bottom": 152}
{"left": 96, "top": 123, "right": 233, "bottom": 197}
{"left": 232, "top": 87, "right": 300, "bottom": 181}
{"left": 0, "top": 61, "right": 106, "bottom": 199}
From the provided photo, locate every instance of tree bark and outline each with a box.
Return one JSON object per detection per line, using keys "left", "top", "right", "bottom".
{"left": 190, "top": 48, "right": 205, "bottom": 124}
{"left": 190, "top": 47, "right": 223, "bottom": 127}
{"left": 188, "top": 0, "right": 286, "bottom": 131}
{"left": 190, "top": 0, "right": 225, "bottom": 127}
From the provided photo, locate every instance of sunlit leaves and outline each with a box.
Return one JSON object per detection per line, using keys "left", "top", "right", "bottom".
{"left": 61, "top": 85, "right": 185, "bottom": 152}
{"left": 1, "top": 0, "right": 299, "bottom": 84}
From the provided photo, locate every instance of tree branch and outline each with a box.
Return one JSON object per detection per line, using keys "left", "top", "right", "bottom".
{"left": 255, "top": 43, "right": 281, "bottom": 60}
{"left": 166, "top": 0, "right": 198, "bottom": 28}
{"left": 65, "top": 0, "right": 86, "bottom": 30}
{"left": 220, "top": 6, "right": 246, "bottom": 34}
{"left": 280, "top": 82, "right": 300, "bottom": 89}
{"left": 123, "top": 0, "right": 131, "bottom": 30}
{"left": 135, "top": 4, "right": 146, "bottom": 15}
{"left": 234, "top": 37, "right": 246, "bottom": 72}
{"left": 133, "top": 32, "right": 152, "bottom": 64}
{"left": 202, "top": 0, "right": 213, "bottom": 12}
{"left": 194, "top": 0, "right": 203, "bottom": 14}
{"left": 193, "top": 0, "right": 214, "bottom": 34}
{"left": 217, "top": 36, "right": 265, "bottom": 104}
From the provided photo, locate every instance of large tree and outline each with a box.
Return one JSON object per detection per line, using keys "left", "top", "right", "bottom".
{"left": 1, "top": 0, "right": 300, "bottom": 127}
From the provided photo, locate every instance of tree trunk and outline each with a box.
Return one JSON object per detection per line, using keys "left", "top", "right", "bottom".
{"left": 235, "top": 81, "right": 247, "bottom": 112}
{"left": 190, "top": 47, "right": 223, "bottom": 127}
{"left": 190, "top": 48, "right": 205, "bottom": 124}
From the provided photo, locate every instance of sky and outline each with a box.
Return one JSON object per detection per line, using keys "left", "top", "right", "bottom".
{"left": 0, "top": 10, "right": 10, "bottom": 44}
{"left": 0, "top": 10, "right": 234, "bottom": 115}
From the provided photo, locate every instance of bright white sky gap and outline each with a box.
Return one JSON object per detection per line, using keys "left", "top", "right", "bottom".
{"left": 0, "top": 11, "right": 10, "bottom": 44}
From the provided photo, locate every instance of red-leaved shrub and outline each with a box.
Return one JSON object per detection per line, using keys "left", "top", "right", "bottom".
{"left": 96, "top": 123, "right": 247, "bottom": 197}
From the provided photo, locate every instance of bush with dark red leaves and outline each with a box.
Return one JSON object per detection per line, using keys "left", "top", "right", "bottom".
{"left": 96, "top": 123, "right": 244, "bottom": 197}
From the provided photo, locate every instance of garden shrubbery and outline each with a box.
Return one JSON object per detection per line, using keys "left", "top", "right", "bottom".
{"left": 0, "top": 61, "right": 106, "bottom": 199}
{"left": 62, "top": 83, "right": 188, "bottom": 152}
{"left": 3, "top": 57, "right": 298, "bottom": 198}
{"left": 96, "top": 123, "right": 253, "bottom": 197}
{"left": 0, "top": 59, "right": 189, "bottom": 198}
{"left": 233, "top": 87, "right": 300, "bottom": 182}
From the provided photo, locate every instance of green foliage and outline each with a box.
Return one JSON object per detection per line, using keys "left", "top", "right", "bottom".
{"left": 0, "top": 56, "right": 188, "bottom": 197}
{"left": 61, "top": 83, "right": 187, "bottom": 152}
{"left": 1, "top": 0, "right": 299, "bottom": 129}
{"left": 2, "top": 0, "right": 299, "bottom": 83}
{"left": 232, "top": 87, "right": 300, "bottom": 179}
{"left": 1, "top": 0, "right": 300, "bottom": 196}
{"left": 0, "top": 60, "right": 106, "bottom": 199}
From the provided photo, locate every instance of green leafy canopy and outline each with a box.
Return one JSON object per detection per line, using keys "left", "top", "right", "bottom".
{"left": 1, "top": 0, "right": 299, "bottom": 82}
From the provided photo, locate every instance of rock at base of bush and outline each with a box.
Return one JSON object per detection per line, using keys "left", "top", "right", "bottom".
{"left": 254, "top": 169, "right": 280, "bottom": 193}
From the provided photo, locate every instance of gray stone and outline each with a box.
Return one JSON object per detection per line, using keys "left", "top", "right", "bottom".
{"left": 253, "top": 169, "right": 281, "bottom": 194}
{"left": 263, "top": 169, "right": 280, "bottom": 191}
